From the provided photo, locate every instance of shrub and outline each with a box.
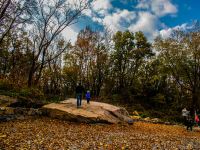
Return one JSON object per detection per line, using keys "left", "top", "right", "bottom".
{"left": 0, "top": 79, "right": 14, "bottom": 91}
{"left": 111, "top": 94, "right": 120, "bottom": 102}
{"left": 139, "top": 112, "right": 149, "bottom": 118}
{"left": 19, "top": 88, "right": 45, "bottom": 101}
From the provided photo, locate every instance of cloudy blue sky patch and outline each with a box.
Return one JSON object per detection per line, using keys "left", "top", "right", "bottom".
{"left": 63, "top": 0, "right": 200, "bottom": 43}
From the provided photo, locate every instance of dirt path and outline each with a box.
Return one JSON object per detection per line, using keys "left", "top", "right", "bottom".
{"left": 0, "top": 117, "right": 200, "bottom": 149}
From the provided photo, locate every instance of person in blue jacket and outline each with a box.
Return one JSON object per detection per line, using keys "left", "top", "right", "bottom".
{"left": 85, "top": 90, "right": 91, "bottom": 104}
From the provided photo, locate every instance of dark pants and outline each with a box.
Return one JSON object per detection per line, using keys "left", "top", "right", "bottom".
{"left": 187, "top": 125, "right": 193, "bottom": 131}
{"left": 86, "top": 98, "right": 90, "bottom": 104}
{"left": 76, "top": 93, "right": 82, "bottom": 107}
{"left": 186, "top": 120, "right": 193, "bottom": 131}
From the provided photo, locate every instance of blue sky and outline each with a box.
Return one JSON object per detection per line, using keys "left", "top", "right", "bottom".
{"left": 63, "top": 0, "right": 200, "bottom": 43}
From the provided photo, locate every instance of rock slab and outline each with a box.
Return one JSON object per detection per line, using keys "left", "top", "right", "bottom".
{"left": 42, "top": 98, "right": 132, "bottom": 124}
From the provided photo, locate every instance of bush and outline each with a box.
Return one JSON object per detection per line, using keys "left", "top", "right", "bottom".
{"left": 0, "top": 79, "right": 14, "bottom": 91}
{"left": 111, "top": 94, "right": 123, "bottom": 103}
{"left": 139, "top": 112, "right": 149, "bottom": 118}
{"left": 47, "top": 95, "right": 62, "bottom": 103}
{"left": 19, "top": 88, "right": 45, "bottom": 101}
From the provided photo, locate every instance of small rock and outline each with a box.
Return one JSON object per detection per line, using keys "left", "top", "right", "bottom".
{"left": 0, "top": 134, "right": 7, "bottom": 138}
{"left": 187, "top": 144, "right": 193, "bottom": 150}
{"left": 144, "top": 117, "right": 150, "bottom": 121}
{"left": 36, "top": 109, "right": 43, "bottom": 115}
{"left": 131, "top": 116, "right": 141, "bottom": 120}
{"left": 16, "top": 115, "right": 25, "bottom": 120}
{"left": 132, "top": 111, "right": 139, "bottom": 116}
{"left": 127, "top": 119, "right": 134, "bottom": 125}
{"left": 5, "top": 107, "right": 14, "bottom": 115}
{"left": 151, "top": 118, "right": 160, "bottom": 122}
{"left": 164, "top": 122, "right": 171, "bottom": 125}
{"left": 28, "top": 108, "right": 36, "bottom": 116}
{"left": 0, "top": 107, "right": 6, "bottom": 111}
{"left": 27, "top": 140, "right": 31, "bottom": 145}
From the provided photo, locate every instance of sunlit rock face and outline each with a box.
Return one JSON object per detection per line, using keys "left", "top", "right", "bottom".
{"left": 42, "top": 98, "right": 132, "bottom": 124}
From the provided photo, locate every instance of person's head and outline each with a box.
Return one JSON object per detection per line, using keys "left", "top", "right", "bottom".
{"left": 87, "top": 90, "right": 90, "bottom": 93}
{"left": 183, "top": 108, "right": 187, "bottom": 111}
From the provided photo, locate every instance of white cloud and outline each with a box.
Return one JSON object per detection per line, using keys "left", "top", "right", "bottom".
{"left": 173, "top": 23, "right": 188, "bottom": 30}
{"left": 151, "top": 0, "right": 177, "bottom": 17}
{"left": 92, "top": 17, "right": 103, "bottom": 24}
{"left": 128, "top": 12, "right": 159, "bottom": 41}
{"left": 159, "top": 23, "right": 192, "bottom": 39}
{"left": 86, "top": 0, "right": 178, "bottom": 41}
{"left": 63, "top": 0, "right": 179, "bottom": 42}
{"left": 136, "top": 0, "right": 177, "bottom": 17}
{"left": 159, "top": 28, "right": 173, "bottom": 39}
{"left": 62, "top": 27, "right": 79, "bottom": 44}
{"left": 136, "top": 0, "right": 150, "bottom": 9}
{"left": 92, "top": 0, "right": 112, "bottom": 16}
{"left": 83, "top": 9, "right": 92, "bottom": 17}
{"left": 103, "top": 9, "right": 136, "bottom": 32}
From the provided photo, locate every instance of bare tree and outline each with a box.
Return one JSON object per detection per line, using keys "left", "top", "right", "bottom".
{"left": 26, "top": 0, "right": 90, "bottom": 87}
{"left": 0, "top": 0, "right": 28, "bottom": 44}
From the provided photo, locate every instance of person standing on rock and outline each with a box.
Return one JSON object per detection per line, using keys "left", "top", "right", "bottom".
{"left": 76, "top": 83, "right": 84, "bottom": 108}
{"left": 85, "top": 90, "right": 91, "bottom": 104}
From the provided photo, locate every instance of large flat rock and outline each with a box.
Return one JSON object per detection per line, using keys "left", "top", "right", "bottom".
{"left": 42, "top": 98, "right": 132, "bottom": 124}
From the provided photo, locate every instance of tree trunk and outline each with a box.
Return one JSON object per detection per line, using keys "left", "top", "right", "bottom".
{"left": 191, "top": 88, "right": 199, "bottom": 116}
{"left": 34, "top": 49, "right": 46, "bottom": 85}
{"left": 28, "top": 61, "right": 35, "bottom": 87}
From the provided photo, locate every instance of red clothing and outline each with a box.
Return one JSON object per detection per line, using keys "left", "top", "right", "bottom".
{"left": 195, "top": 114, "right": 199, "bottom": 123}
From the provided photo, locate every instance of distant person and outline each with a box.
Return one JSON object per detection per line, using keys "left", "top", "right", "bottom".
{"left": 182, "top": 108, "right": 194, "bottom": 131}
{"left": 195, "top": 110, "right": 199, "bottom": 126}
{"left": 197, "top": 110, "right": 200, "bottom": 127}
{"left": 76, "top": 83, "right": 84, "bottom": 108}
{"left": 85, "top": 90, "right": 91, "bottom": 104}
{"left": 182, "top": 108, "right": 189, "bottom": 124}
{"left": 186, "top": 115, "right": 194, "bottom": 131}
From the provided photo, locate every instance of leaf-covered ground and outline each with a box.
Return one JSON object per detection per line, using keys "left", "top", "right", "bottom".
{"left": 0, "top": 117, "right": 200, "bottom": 150}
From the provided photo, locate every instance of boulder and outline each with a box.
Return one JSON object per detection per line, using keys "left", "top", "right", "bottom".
{"left": 0, "top": 95, "right": 17, "bottom": 107}
{"left": 42, "top": 98, "right": 133, "bottom": 124}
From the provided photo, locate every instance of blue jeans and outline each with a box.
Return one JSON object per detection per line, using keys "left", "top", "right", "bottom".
{"left": 76, "top": 93, "right": 82, "bottom": 107}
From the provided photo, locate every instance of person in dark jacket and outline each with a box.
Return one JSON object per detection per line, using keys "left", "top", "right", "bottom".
{"left": 76, "top": 83, "right": 84, "bottom": 108}
{"left": 186, "top": 115, "right": 194, "bottom": 131}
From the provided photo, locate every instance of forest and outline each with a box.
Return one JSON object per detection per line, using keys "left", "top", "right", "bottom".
{"left": 0, "top": 0, "right": 200, "bottom": 122}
